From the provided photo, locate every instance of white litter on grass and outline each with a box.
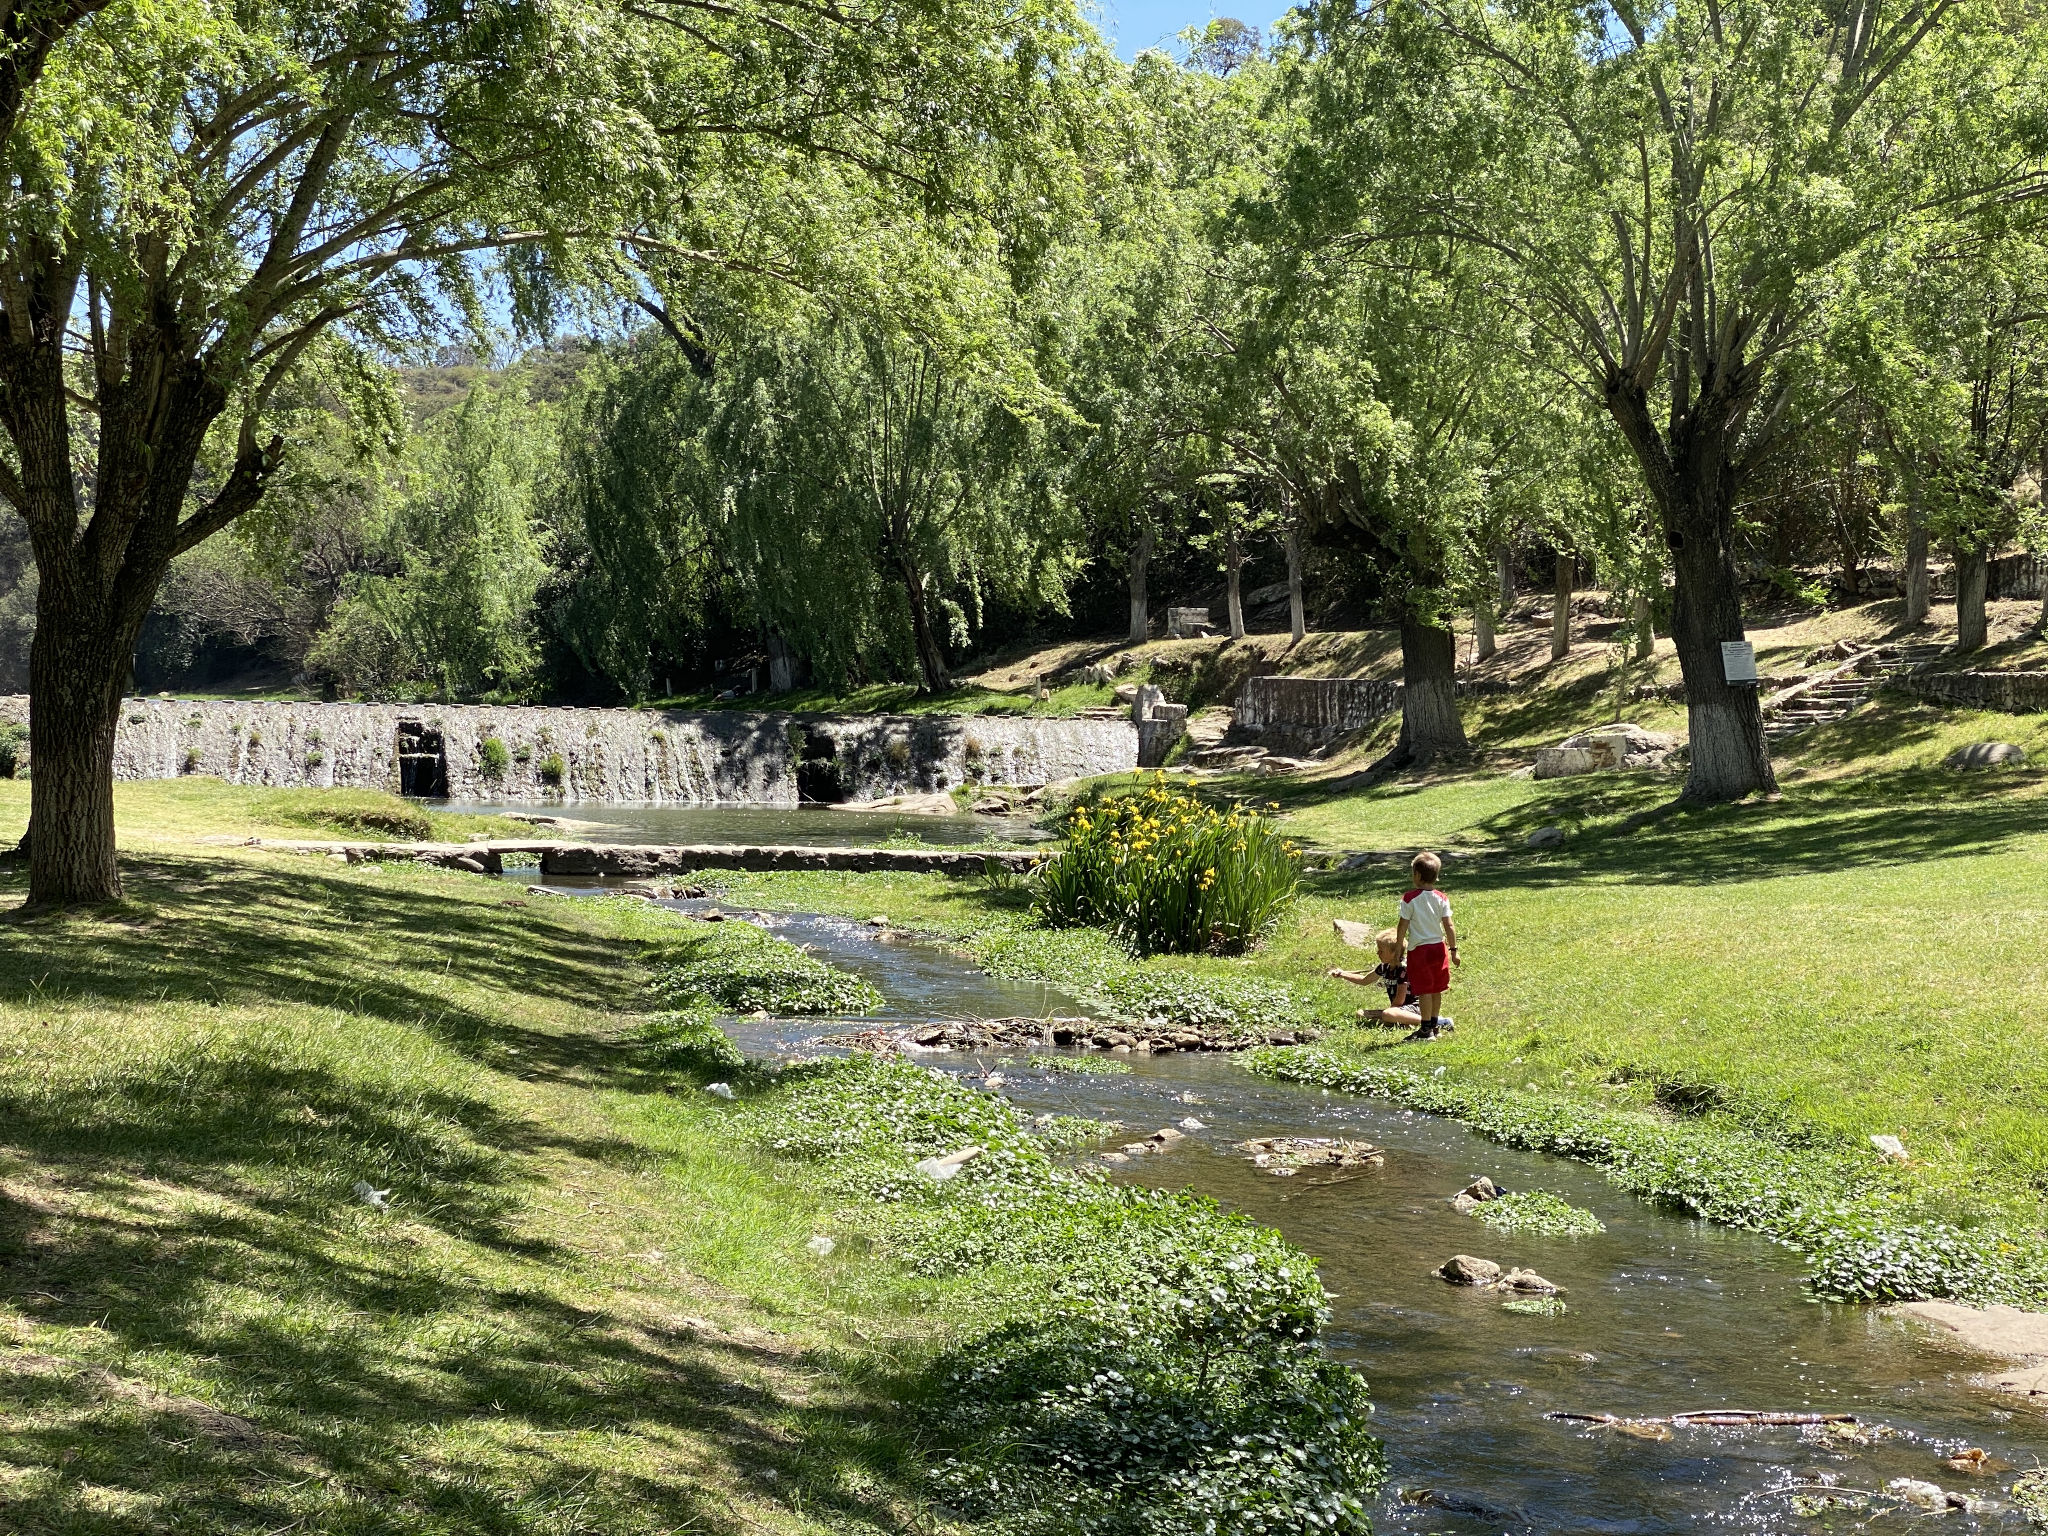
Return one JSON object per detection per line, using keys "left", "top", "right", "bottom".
{"left": 705, "top": 1082, "right": 736, "bottom": 1100}
{"left": 352, "top": 1181, "right": 391, "bottom": 1211}
{"left": 914, "top": 1146, "right": 984, "bottom": 1182}
{"left": 1179, "top": 1117, "right": 1207, "bottom": 1131}
{"left": 1870, "top": 1133, "right": 1908, "bottom": 1163}
{"left": 806, "top": 1235, "right": 836, "bottom": 1257}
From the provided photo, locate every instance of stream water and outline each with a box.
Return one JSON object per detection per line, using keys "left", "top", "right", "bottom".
{"left": 532, "top": 876, "right": 2047, "bottom": 1531}
{"left": 445, "top": 800, "right": 1047, "bottom": 846}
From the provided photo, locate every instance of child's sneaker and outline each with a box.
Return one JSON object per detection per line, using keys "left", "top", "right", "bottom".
{"left": 1406, "top": 1018, "right": 1455, "bottom": 1041}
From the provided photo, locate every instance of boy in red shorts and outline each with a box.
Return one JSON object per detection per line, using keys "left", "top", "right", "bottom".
{"left": 1397, "top": 851, "right": 1458, "bottom": 1040}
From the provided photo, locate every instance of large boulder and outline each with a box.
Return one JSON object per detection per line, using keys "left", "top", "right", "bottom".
{"left": 1947, "top": 741, "right": 2028, "bottom": 770}
{"left": 1533, "top": 723, "right": 1680, "bottom": 780}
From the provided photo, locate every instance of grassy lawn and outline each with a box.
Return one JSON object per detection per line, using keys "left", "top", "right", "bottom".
{"left": 0, "top": 834, "right": 1022, "bottom": 1534}
{"left": 0, "top": 780, "right": 558, "bottom": 848}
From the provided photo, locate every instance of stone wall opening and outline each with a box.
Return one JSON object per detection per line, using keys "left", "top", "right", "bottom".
{"left": 794, "top": 725, "right": 844, "bottom": 804}
{"left": 396, "top": 721, "right": 447, "bottom": 797}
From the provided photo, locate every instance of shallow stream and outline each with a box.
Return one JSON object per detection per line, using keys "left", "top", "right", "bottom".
{"left": 536, "top": 876, "right": 2048, "bottom": 1531}
{"left": 445, "top": 799, "right": 1046, "bottom": 846}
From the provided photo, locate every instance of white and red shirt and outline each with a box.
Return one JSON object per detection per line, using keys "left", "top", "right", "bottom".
{"left": 1399, "top": 887, "right": 1452, "bottom": 947}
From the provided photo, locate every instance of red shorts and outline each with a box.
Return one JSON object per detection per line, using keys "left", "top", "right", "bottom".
{"left": 1406, "top": 942, "right": 1450, "bottom": 996}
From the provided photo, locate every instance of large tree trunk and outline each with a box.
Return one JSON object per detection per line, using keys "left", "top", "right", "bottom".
{"left": 1224, "top": 532, "right": 1245, "bottom": 641}
{"left": 1606, "top": 383, "right": 1776, "bottom": 803}
{"left": 1631, "top": 589, "right": 1654, "bottom": 661}
{"left": 898, "top": 559, "right": 949, "bottom": 692}
{"left": 1284, "top": 523, "right": 1306, "bottom": 644}
{"left": 1955, "top": 547, "right": 1990, "bottom": 652}
{"left": 1473, "top": 603, "right": 1496, "bottom": 663}
{"left": 1398, "top": 616, "right": 1467, "bottom": 761}
{"left": 1550, "top": 552, "right": 1572, "bottom": 661}
{"left": 23, "top": 601, "right": 135, "bottom": 904}
{"left": 1128, "top": 522, "right": 1152, "bottom": 646}
{"left": 1663, "top": 489, "right": 1777, "bottom": 801}
{"left": 1903, "top": 473, "right": 1930, "bottom": 626}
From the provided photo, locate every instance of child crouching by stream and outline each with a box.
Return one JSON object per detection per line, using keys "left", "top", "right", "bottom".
{"left": 1327, "top": 929, "right": 1424, "bottom": 1029}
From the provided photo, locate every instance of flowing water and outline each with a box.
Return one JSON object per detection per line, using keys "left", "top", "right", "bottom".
{"left": 537, "top": 879, "right": 2048, "bottom": 1531}
{"left": 447, "top": 800, "right": 1047, "bottom": 846}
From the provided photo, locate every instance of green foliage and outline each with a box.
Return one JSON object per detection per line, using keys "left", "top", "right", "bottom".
{"left": 1105, "top": 969, "right": 1308, "bottom": 1035}
{"left": 477, "top": 736, "right": 511, "bottom": 781}
{"left": 629, "top": 1007, "right": 747, "bottom": 1076}
{"left": 1029, "top": 1053, "right": 1132, "bottom": 1075}
{"left": 0, "top": 721, "right": 23, "bottom": 779}
{"left": 741, "top": 1054, "right": 1384, "bottom": 1532}
{"left": 1500, "top": 1295, "right": 1567, "bottom": 1317}
{"left": 1471, "top": 1191, "right": 1605, "bottom": 1238}
{"left": 2011, "top": 1467, "right": 2048, "bottom": 1525}
{"left": 1248, "top": 1048, "right": 2048, "bottom": 1306}
{"left": 653, "top": 927, "right": 883, "bottom": 1016}
{"left": 308, "top": 384, "right": 551, "bottom": 702}
{"left": 536, "top": 753, "right": 565, "bottom": 787}
{"left": 1036, "top": 781, "right": 1301, "bottom": 955}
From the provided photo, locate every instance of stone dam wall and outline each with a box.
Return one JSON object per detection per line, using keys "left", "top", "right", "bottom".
{"left": 0, "top": 697, "right": 1139, "bottom": 805}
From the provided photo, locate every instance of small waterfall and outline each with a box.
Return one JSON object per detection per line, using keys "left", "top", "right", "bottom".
{"left": 0, "top": 697, "right": 1138, "bottom": 805}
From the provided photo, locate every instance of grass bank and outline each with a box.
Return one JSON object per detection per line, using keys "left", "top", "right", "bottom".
{"left": 712, "top": 721, "right": 2048, "bottom": 1306}
{"left": 0, "top": 786, "right": 1378, "bottom": 1534}
{"left": 0, "top": 779, "right": 556, "bottom": 848}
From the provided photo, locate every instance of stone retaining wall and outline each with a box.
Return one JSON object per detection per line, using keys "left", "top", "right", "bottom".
{"left": 1233, "top": 676, "right": 1402, "bottom": 739}
{"left": 1895, "top": 670, "right": 2048, "bottom": 714}
{"left": 0, "top": 696, "right": 1138, "bottom": 804}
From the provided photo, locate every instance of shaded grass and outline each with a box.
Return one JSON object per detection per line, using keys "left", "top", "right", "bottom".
{"left": 0, "top": 851, "right": 1027, "bottom": 1535}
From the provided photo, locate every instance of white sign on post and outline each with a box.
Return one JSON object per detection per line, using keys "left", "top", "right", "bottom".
{"left": 1720, "top": 640, "right": 1758, "bottom": 685}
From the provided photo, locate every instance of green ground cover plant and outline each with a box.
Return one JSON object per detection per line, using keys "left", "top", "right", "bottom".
{"left": 1035, "top": 781, "right": 1301, "bottom": 955}
{"left": 1468, "top": 1190, "right": 1605, "bottom": 1237}
{"left": 653, "top": 923, "right": 885, "bottom": 1015}
{"left": 724, "top": 1052, "right": 1385, "bottom": 1534}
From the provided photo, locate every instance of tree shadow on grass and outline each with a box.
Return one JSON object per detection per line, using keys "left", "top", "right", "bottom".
{"left": 0, "top": 1033, "right": 934, "bottom": 1534}
{"left": 1449, "top": 767, "right": 2048, "bottom": 890}
{"left": 0, "top": 854, "right": 678, "bottom": 1094}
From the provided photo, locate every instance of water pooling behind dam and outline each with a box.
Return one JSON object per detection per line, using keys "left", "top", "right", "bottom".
{"left": 523, "top": 874, "right": 2048, "bottom": 1533}
{"left": 0, "top": 696, "right": 1139, "bottom": 805}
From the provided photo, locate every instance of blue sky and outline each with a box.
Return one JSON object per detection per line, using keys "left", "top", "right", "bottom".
{"left": 1093, "top": 0, "right": 1289, "bottom": 59}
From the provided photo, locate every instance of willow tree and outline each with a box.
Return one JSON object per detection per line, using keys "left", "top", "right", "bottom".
{"left": 703, "top": 314, "right": 1079, "bottom": 693}
{"left": 0, "top": 0, "right": 1099, "bottom": 905}
{"left": 1293, "top": 0, "right": 2048, "bottom": 800}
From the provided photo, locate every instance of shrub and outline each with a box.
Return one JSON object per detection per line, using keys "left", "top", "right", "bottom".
{"left": 304, "top": 749, "right": 326, "bottom": 770}
{"left": 537, "top": 752, "right": 565, "bottom": 787}
{"left": 1035, "top": 781, "right": 1301, "bottom": 955}
{"left": 884, "top": 736, "right": 912, "bottom": 769}
{"left": 653, "top": 928, "right": 883, "bottom": 1015}
{"left": 0, "top": 722, "right": 25, "bottom": 779}
{"left": 180, "top": 748, "right": 201, "bottom": 775}
{"left": 477, "top": 736, "right": 510, "bottom": 780}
